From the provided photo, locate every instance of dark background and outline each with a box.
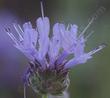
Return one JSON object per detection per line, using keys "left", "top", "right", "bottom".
{"left": 0, "top": 0, "right": 110, "bottom": 98}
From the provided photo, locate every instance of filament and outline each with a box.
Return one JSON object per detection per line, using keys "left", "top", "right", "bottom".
{"left": 79, "top": 18, "right": 94, "bottom": 38}
{"left": 41, "top": 1, "right": 44, "bottom": 18}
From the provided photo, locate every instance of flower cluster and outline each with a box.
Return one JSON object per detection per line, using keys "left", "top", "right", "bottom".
{"left": 6, "top": 2, "right": 105, "bottom": 96}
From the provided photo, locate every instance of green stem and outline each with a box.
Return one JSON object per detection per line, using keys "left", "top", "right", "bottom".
{"left": 42, "top": 94, "right": 48, "bottom": 98}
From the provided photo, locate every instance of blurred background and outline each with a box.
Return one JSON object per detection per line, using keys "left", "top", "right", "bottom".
{"left": 0, "top": 0, "right": 110, "bottom": 98}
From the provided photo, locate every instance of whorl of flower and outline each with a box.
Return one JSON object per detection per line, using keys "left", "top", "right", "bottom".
{"left": 6, "top": 2, "right": 105, "bottom": 96}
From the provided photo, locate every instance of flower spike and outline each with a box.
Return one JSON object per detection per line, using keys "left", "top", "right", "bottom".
{"left": 6, "top": 4, "right": 105, "bottom": 96}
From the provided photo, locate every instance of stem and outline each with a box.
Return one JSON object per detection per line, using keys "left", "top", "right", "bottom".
{"left": 42, "top": 94, "right": 48, "bottom": 98}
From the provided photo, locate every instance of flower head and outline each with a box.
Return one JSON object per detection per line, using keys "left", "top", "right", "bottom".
{"left": 6, "top": 2, "right": 105, "bottom": 96}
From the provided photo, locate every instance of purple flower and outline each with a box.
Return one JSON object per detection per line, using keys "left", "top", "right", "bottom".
{"left": 6, "top": 2, "right": 105, "bottom": 96}
{"left": 7, "top": 17, "right": 105, "bottom": 69}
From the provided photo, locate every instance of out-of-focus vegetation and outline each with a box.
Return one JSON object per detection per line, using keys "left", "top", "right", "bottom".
{"left": 0, "top": 0, "right": 110, "bottom": 98}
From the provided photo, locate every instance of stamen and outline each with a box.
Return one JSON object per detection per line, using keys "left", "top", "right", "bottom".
{"left": 67, "top": 24, "right": 70, "bottom": 31}
{"left": 6, "top": 29, "right": 19, "bottom": 45}
{"left": 40, "top": 1, "right": 44, "bottom": 18}
{"left": 85, "top": 31, "right": 94, "bottom": 41}
{"left": 18, "top": 24, "right": 24, "bottom": 33}
{"left": 88, "top": 44, "right": 106, "bottom": 55}
{"left": 9, "top": 33, "right": 19, "bottom": 45}
{"left": 79, "top": 18, "right": 94, "bottom": 38}
{"left": 13, "top": 24, "right": 24, "bottom": 41}
{"left": 7, "top": 32, "right": 14, "bottom": 41}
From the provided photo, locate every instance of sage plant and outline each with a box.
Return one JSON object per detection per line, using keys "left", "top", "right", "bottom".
{"left": 6, "top": 2, "right": 105, "bottom": 98}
